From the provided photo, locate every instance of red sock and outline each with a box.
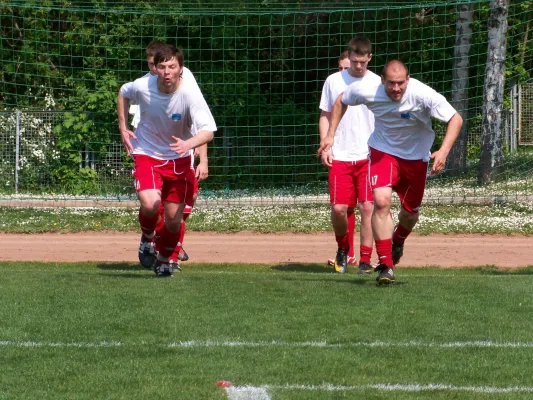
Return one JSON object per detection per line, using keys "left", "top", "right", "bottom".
{"left": 335, "top": 234, "right": 350, "bottom": 251}
{"left": 155, "top": 217, "right": 165, "bottom": 238}
{"left": 169, "top": 220, "right": 186, "bottom": 261}
{"left": 179, "top": 220, "right": 186, "bottom": 246}
{"left": 347, "top": 210, "right": 355, "bottom": 258}
{"left": 155, "top": 223, "right": 181, "bottom": 261}
{"left": 359, "top": 245, "right": 373, "bottom": 264}
{"left": 375, "top": 239, "right": 393, "bottom": 268}
{"left": 393, "top": 224, "right": 411, "bottom": 245}
{"left": 138, "top": 209, "right": 159, "bottom": 239}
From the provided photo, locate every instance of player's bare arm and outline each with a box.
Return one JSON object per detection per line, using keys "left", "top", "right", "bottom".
{"left": 195, "top": 144, "right": 209, "bottom": 181}
{"left": 317, "top": 93, "right": 347, "bottom": 156}
{"left": 117, "top": 91, "right": 136, "bottom": 156}
{"left": 318, "top": 110, "right": 333, "bottom": 167}
{"left": 170, "top": 130, "right": 214, "bottom": 158}
{"left": 429, "top": 112, "right": 463, "bottom": 174}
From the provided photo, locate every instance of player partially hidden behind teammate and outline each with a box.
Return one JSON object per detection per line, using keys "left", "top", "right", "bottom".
{"left": 319, "top": 37, "right": 379, "bottom": 275}
{"left": 128, "top": 40, "right": 208, "bottom": 268}
{"left": 325, "top": 51, "right": 358, "bottom": 269}
{"left": 318, "top": 59, "right": 462, "bottom": 284}
{"left": 118, "top": 44, "right": 216, "bottom": 277}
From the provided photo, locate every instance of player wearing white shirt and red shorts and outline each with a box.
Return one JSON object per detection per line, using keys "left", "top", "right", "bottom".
{"left": 319, "top": 59, "right": 463, "bottom": 284}
{"left": 319, "top": 36, "right": 379, "bottom": 275}
{"left": 118, "top": 44, "right": 216, "bottom": 277}
{"left": 128, "top": 41, "right": 207, "bottom": 266}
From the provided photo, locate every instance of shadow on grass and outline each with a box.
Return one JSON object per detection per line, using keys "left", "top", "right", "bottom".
{"left": 479, "top": 265, "right": 533, "bottom": 275}
{"left": 270, "top": 263, "right": 341, "bottom": 274}
{"left": 96, "top": 262, "right": 144, "bottom": 271}
{"left": 95, "top": 262, "right": 158, "bottom": 279}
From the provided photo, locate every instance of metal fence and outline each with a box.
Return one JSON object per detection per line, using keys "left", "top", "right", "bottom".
{"left": 519, "top": 82, "right": 533, "bottom": 145}
{"left": 0, "top": 102, "right": 529, "bottom": 206}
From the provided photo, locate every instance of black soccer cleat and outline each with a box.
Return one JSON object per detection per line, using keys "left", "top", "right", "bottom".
{"left": 392, "top": 242, "right": 404, "bottom": 266}
{"left": 357, "top": 262, "right": 374, "bottom": 275}
{"left": 334, "top": 248, "right": 348, "bottom": 274}
{"left": 178, "top": 247, "right": 189, "bottom": 262}
{"left": 375, "top": 264, "right": 396, "bottom": 285}
{"left": 138, "top": 234, "right": 157, "bottom": 269}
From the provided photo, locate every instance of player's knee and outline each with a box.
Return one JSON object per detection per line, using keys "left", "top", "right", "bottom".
{"left": 331, "top": 204, "right": 348, "bottom": 217}
{"left": 400, "top": 209, "right": 419, "bottom": 225}
{"left": 140, "top": 201, "right": 160, "bottom": 216}
{"left": 358, "top": 201, "right": 374, "bottom": 216}
{"left": 373, "top": 195, "right": 391, "bottom": 211}
{"left": 164, "top": 217, "right": 181, "bottom": 233}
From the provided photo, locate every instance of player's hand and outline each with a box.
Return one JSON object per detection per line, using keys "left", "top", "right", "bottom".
{"left": 170, "top": 136, "right": 192, "bottom": 157}
{"left": 320, "top": 149, "right": 333, "bottom": 167}
{"left": 196, "top": 161, "right": 208, "bottom": 181}
{"left": 119, "top": 127, "right": 136, "bottom": 156}
{"left": 317, "top": 136, "right": 334, "bottom": 158}
{"left": 429, "top": 149, "right": 448, "bottom": 175}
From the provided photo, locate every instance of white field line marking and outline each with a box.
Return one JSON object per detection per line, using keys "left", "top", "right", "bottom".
{"left": 251, "top": 383, "right": 533, "bottom": 393}
{"left": 3, "top": 339, "right": 533, "bottom": 349}
{"left": 225, "top": 386, "right": 271, "bottom": 400}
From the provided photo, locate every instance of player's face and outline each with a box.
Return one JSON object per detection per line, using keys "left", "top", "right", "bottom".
{"left": 338, "top": 58, "right": 350, "bottom": 71}
{"left": 156, "top": 57, "right": 183, "bottom": 92}
{"left": 382, "top": 69, "right": 409, "bottom": 102}
{"left": 348, "top": 53, "right": 371, "bottom": 78}
{"left": 147, "top": 56, "right": 157, "bottom": 75}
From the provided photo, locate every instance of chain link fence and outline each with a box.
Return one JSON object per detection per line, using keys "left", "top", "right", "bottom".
{"left": 0, "top": 111, "right": 133, "bottom": 197}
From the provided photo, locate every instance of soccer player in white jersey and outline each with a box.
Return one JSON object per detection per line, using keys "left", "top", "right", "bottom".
{"left": 319, "top": 37, "right": 379, "bottom": 275}
{"left": 128, "top": 41, "right": 208, "bottom": 268}
{"left": 118, "top": 44, "right": 216, "bottom": 277}
{"left": 324, "top": 50, "right": 357, "bottom": 270}
{"left": 318, "top": 59, "right": 463, "bottom": 284}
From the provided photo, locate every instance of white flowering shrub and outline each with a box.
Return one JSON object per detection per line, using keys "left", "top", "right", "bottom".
{"left": 0, "top": 110, "right": 62, "bottom": 193}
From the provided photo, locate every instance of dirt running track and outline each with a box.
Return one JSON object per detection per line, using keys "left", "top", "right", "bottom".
{"left": 0, "top": 232, "right": 531, "bottom": 268}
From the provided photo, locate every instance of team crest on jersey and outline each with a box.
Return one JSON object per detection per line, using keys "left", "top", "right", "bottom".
{"left": 400, "top": 113, "right": 411, "bottom": 119}
{"left": 171, "top": 113, "right": 182, "bottom": 121}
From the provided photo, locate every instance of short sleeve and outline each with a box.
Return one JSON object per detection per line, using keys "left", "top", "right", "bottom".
{"left": 319, "top": 78, "right": 333, "bottom": 112}
{"left": 425, "top": 89, "right": 457, "bottom": 123}
{"left": 341, "top": 82, "right": 364, "bottom": 106}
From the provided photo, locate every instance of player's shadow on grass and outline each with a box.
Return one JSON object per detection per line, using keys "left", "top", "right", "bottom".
{"left": 270, "top": 263, "right": 334, "bottom": 274}
{"left": 96, "top": 262, "right": 154, "bottom": 278}
{"left": 479, "top": 265, "right": 533, "bottom": 275}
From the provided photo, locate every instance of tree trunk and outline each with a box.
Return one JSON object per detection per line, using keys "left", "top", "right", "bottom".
{"left": 448, "top": 3, "right": 473, "bottom": 176}
{"left": 478, "top": 0, "right": 508, "bottom": 185}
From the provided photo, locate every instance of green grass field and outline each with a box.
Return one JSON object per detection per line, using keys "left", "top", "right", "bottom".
{"left": 2, "top": 262, "right": 533, "bottom": 399}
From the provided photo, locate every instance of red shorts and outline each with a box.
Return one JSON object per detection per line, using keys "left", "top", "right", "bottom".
{"left": 368, "top": 147, "right": 428, "bottom": 213}
{"left": 328, "top": 159, "right": 373, "bottom": 207}
{"left": 133, "top": 154, "right": 195, "bottom": 205}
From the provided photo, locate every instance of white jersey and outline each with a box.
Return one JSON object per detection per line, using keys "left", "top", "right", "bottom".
{"left": 320, "top": 70, "right": 378, "bottom": 161}
{"left": 121, "top": 74, "right": 217, "bottom": 160}
{"left": 342, "top": 77, "right": 457, "bottom": 161}
{"left": 128, "top": 67, "right": 199, "bottom": 130}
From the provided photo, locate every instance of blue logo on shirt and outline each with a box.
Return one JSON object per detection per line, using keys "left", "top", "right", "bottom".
{"left": 400, "top": 113, "right": 411, "bottom": 119}
{"left": 171, "top": 113, "right": 182, "bottom": 121}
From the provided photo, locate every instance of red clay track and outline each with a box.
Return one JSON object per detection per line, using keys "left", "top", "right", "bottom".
{"left": 1, "top": 232, "right": 531, "bottom": 268}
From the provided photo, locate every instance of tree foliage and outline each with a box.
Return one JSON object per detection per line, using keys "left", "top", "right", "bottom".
{"left": 0, "top": 0, "right": 531, "bottom": 192}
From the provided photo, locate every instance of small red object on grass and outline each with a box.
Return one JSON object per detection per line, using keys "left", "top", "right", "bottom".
{"left": 216, "top": 380, "right": 233, "bottom": 388}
